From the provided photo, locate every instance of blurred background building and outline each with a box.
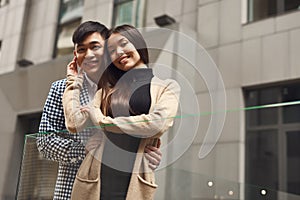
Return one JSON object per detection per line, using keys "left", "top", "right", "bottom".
{"left": 0, "top": 0, "right": 300, "bottom": 199}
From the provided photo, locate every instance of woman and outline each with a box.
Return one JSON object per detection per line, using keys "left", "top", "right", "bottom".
{"left": 63, "top": 24, "right": 180, "bottom": 200}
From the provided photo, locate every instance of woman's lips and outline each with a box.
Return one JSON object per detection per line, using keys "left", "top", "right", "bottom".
{"left": 119, "top": 55, "right": 130, "bottom": 64}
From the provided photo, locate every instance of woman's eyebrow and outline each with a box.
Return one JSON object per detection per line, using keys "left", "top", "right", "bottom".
{"left": 118, "top": 37, "right": 126, "bottom": 43}
{"left": 107, "top": 44, "right": 113, "bottom": 49}
{"left": 107, "top": 37, "right": 126, "bottom": 49}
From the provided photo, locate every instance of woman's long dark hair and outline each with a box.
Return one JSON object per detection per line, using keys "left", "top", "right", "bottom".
{"left": 98, "top": 24, "right": 149, "bottom": 117}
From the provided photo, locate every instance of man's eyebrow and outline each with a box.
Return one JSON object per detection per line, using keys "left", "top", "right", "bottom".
{"left": 76, "top": 41, "right": 101, "bottom": 47}
{"left": 76, "top": 43, "right": 84, "bottom": 48}
{"left": 89, "top": 41, "right": 102, "bottom": 45}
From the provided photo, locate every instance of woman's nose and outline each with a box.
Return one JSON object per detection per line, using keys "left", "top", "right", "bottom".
{"left": 116, "top": 47, "right": 124, "bottom": 56}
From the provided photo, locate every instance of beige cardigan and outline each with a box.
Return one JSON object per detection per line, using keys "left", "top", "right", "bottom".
{"left": 62, "top": 73, "right": 180, "bottom": 200}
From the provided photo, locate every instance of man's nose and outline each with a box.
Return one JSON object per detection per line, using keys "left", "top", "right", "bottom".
{"left": 85, "top": 48, "right": 94, "bottom": 58}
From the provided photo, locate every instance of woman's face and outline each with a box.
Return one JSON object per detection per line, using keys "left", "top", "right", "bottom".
{"left": 107, "top": 33, "right": 144, "bottom": 71}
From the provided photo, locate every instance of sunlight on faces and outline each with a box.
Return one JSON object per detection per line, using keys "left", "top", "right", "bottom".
{"left": 107, "top": 33, "right": 144, "bottom": 71}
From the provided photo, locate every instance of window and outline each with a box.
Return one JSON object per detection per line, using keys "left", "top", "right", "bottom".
{"left": 244, "top": 82, "right": 300, "bottom": 199}
{"left": 54, "top": 0, "right": 84, "bottom": 57}
{"left": 112, "top": 0, "right": 145, "bottom": 27}
{"left": 247, "top": 0, "right": 300, "bottom": 23}
{"left": 0, "top": 40, "right": 2, "bottom": 60}
{"left": 16, "top": 113, "right": 58, "bottom": 199}
{"left": 0, "top": 0, "right": 9, "bottom": 7}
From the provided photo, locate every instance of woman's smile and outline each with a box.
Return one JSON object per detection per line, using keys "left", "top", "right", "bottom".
{"left": 108, "top": 33, "right": 143, "bottom": 71}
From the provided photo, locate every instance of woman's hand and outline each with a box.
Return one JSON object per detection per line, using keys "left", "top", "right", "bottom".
{"left": 80, "top": 104, "right": 100, "bottom": 125}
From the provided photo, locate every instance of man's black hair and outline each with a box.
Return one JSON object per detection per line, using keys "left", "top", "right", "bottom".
{"left": 72, "top": 21, "right": 108, "bottom": 45}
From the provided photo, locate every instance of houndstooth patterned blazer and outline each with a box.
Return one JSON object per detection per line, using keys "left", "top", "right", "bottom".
{"left": 37, "top": 78, "right": 92, "bottom": 200}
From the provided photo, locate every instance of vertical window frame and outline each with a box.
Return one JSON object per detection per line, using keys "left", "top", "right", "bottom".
{"left": 244, "top": 81, "right": 300, "bottom": 198}
{"left": 112, "top": 0, "right": 145, "bottom": 27}
{"left": 0, "top": 0, "right": 9, "bottom": 8}
{"left": 53, "top": 0, "right": 84, "bottom": 58}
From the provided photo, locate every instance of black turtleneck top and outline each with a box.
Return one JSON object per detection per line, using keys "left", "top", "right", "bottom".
{"left": 100, "top": 68, "right": 154, "bottom": 200}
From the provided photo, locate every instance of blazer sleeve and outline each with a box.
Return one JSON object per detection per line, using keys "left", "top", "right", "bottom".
{"left": 90, "top": 79, "right": 180, "bottom": 138}
{"left": 62, "top": 74, "right": 90, "bottom": 133}
{"left": 36, "top": 80, "right": 85, "bottom": 164}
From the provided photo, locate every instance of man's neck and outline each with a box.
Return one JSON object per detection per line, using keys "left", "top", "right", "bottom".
{"left": 86, "top": 68, "right": 104, "bottom": 84}
{"left": 85, "top": 73, "right": 98, "bottom": 85}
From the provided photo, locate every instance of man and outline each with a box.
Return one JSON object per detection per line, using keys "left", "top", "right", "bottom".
{"left": 37, "top": 21, "right": 161, "bottom": 200}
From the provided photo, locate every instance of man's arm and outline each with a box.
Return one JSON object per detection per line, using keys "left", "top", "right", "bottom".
{"left": 36, "top": 80, "right": 85, "bottom": 164}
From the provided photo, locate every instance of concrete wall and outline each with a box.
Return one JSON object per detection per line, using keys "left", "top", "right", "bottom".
{"left": 0, "top": 55, "right": 72, "bottom": 199}
{"left": 0, "top": 0, "right": 27, "bottom": 73}
{"left": 0, "top": 0, "right": 113, "bottom": 198}
{"left": 0, "top": 0, "right": 300, "bottom": 199}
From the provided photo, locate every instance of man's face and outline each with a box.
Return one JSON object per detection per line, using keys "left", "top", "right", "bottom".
{"left": 73, "top": 32, "right": 105, "bottom": 78}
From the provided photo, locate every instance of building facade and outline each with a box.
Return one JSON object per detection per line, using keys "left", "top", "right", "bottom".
{"left": 0, "top": 0, "right": 299, "bottom": 199}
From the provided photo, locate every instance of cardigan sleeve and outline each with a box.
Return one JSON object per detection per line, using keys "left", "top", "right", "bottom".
{"left": 63, "top": 73, "right": 90, "bottom": 133}
{"left": 90, "top": 79, "right": 180, "bottom": 138}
